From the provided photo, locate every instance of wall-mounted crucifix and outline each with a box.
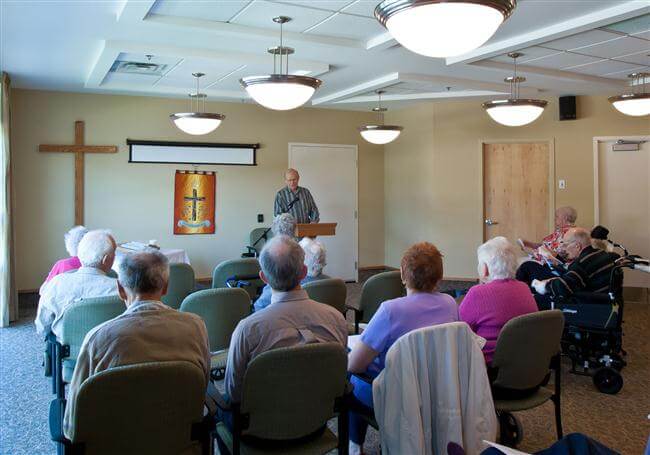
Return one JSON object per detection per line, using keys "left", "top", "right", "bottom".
{"left": 39, "top": 121, "right": 118, "bottom": 225}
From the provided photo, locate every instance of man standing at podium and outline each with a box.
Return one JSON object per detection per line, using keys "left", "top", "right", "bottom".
{"left": 274, "top": 168, "right": 319, "bottom": 224}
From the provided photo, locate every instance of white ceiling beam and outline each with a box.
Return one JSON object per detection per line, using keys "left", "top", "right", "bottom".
{"left": 145, "top": 13, "right": 364, "bottom": 49}
{"left": 470, "top": 61, "right": 627, "bottom": 87}
{"left": 88, "top": 83, "right": 249, "bottom": 100}
{"left": 334, "top": 90, "right": 506, "bottom": 103}
{"left": 446, "top": 1, "right": 650, "bottom": 65}
{"left": 311, "top": 73, "right": 401, "bottom": 105}
{"left": 365, "top": 31, "right": 397, "bottom": 51}
{"left": 116, "top": 0, "right": 156, "bottom": 22}
{"left": 86, "top": 41, "right": 120, "bottom": 87}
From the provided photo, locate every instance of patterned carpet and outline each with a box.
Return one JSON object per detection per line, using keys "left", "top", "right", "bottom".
{"left": 1, "top": 278, "right": 649, "bottom": 454}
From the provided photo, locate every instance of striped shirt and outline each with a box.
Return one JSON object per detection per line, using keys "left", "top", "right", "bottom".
{"left": 274, "top": 186, "right": 319, "bottom": 224}
{"left": 548, "top": 246, "right": 619, "bottom": 298}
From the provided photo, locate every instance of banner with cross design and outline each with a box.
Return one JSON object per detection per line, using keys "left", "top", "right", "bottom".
{"left": 174, "top": 170, "right": 216, "bottom": 235}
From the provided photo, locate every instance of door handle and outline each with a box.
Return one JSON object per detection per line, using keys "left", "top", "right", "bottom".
{"left": 484, "top": 218, "right": 499, "bottom": 226}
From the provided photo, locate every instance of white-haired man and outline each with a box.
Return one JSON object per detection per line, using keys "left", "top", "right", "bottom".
{"left": 36, "top": 230, "right": 118, "bottom": 339}
{"left": 63, "top": 250, "right": 210, "bottom": 438}
{"left": 274, "top": 168, "right": 319, "bottom": 224}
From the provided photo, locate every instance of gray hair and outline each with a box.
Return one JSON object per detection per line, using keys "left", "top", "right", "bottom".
{"left": 566, "top": 227, "right": 591, "bottom": 248}
{"left": 64, "top": 225, "right": 88, "bottom": 256}
{"left": 271, "top": 213, "right": 297, "bottom": 237}
{"left": 477, "top": 236, "right": 518, "bottom": 281}
{"left": 557, "top": 206, "right": 577, "bottom": 224}
{"left": 77, "top": 230, "right": 116, "bottom": 268}
{"left": 118, "top": 250, "right": 169, "bottom": 294}
{"left": 259, "top": 235, "right": 304, "bottom": 291}
{"left": 300, "top": 237, "right": 326, "bottom": 277}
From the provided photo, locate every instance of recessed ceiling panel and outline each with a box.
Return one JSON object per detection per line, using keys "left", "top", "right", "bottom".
{"left": 162, "top": 59, "right": 247, "bottom": 87}
{"left": 568, "top": 60, "right": 645, "bottom": 77}
{"left": 602, "top": 66, "right": 648, "bottom": 79}
{"left": 103, "top": 72, "right": 159, "bottom": 87}
{"left": 232, "top": 1, "right": 333, "bottom": 32}
{"left": 543, "top": 29, "right": 622, "bottom": 51}
{"left": 526, "top": 52, "right": 603, "bottom": 70}
{"left": 340, "top": 0, "right": 378, "bottom": 18}
{"left": 602, "top": 13, "right": 650, "bottom": 35}
{"left": 270, "top": 0, "right": 354, "bottom": 13}
{"left": 490, "top": 46, "right": 561, "bottom": 64}
{"left": 304, "top": 12, "right": 383, "bottom": 40}
{"left": 615, "top": 50, "right": 650, "bottom": 66}
{"left": 573, "top": 36, "right": 650, "bottom": 59}
{"left": 148, "top": 0, "right": 251, "bottom": 22}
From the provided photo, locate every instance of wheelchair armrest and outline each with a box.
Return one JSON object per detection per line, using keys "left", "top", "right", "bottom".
{"left": 49, "top": 398, "right": 66, "bottom": 442}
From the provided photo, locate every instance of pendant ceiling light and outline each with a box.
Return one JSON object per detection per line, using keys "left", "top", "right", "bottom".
{"left": 241, "top": 16, "right": 322, "bottom": 111}
{"left": 170, "top": 73, "right": 225, "bottom": 135}
{"left": 609, "top": 72, "right": 650, "bottom": 117}
{"left": 482, "top": 52, "right": 547, "bottom": 127}
{"left": 375, "top": 0, "right": 517, "bottom": 58}
{"left": 359, "top": 91, "right": 404, "bottom": 145}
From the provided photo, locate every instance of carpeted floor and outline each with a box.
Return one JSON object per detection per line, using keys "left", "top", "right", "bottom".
{"left": 1, "top": 276, "right": 649, "bottom": 454}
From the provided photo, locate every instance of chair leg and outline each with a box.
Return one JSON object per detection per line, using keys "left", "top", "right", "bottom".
{"left": 338, "top": 408, "right": 349, "bottom": 455}
{"left": 553, "top": 396, "right": 563, "bottom": 440}
{"left": 553, "top": 353, "right": 563, "bottom": 440}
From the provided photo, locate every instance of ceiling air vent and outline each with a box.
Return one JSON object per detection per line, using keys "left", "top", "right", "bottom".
{"left": 111, "top": 60, "right": 168, "bottom": 76}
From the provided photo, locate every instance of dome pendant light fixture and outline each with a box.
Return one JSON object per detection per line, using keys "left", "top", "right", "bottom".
{"left": 375, "top": 0, "right": 517, "bottom": 58}
{"left": 359, "top": 91, "right": 404, "bottom": 145}
{"left": 482, "top": 52, "right": 547, "bottom": 127}
{"left": 170, "top": 72, "right": 225, "bottom": 135}
{"left": 240, "top": 16, "right": 322, "bottom": 111}
{"left": 609, "top": 72, "right": 650, "bottom": 117}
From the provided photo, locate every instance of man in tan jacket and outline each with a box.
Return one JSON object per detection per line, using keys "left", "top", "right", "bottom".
{"left": 63, "top": 250, "right": 210, "bottom": 438}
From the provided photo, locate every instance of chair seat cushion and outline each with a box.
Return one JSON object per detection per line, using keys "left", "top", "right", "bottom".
{"left": 62, "top": 359, "right": 76, "bottom": 383}
{"left": 493, "top": 387, "right": 554, "bottom": 412}
{"left": 211, "top": 350, "right": 228, "bottom": 370}
{"left": 216, "top": 423, "right": 338, "bottom": 455}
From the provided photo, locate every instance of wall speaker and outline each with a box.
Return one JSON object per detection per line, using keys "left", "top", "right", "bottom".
{"left": 559, "top": 96, "right": 576, "bottom": 121}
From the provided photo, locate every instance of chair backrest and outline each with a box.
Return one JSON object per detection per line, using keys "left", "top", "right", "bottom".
{"left": 179, "top": 288, "right": 251, "bottom": 352}
{"left": 69, "top": 361, "right": 206, "bottom": 454}
{"left": 60, "top": 295, "right": 125, "bottom": 359}
{"left": 358, "top": 270, "right": 405, "bottom": 323}
{"left": 161, "top": 263, "right": 195, "bottom": 310}
{"left": 250, "top": 228, "right": 273, "bottom": 253}
{"left": 303, "top": 278, "right": 347, "bottom": 314}
{"left": 240, "top": 343, "right": 347, "bottom": 440}
{"left": 491, "top": 310, "right": 564, "bottom": 390}
{"left": 211, "top": 258, "right": 263, "bottom": 300}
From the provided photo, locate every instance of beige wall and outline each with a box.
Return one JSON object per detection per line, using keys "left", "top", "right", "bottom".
{"left": 11, "top": 89, "right": 385, "bottom": 290}
{"left": 385, "top": 96, "right": 649, "bottom": 278}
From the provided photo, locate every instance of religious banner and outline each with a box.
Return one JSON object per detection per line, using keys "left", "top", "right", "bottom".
{"left": 174, "top": 170, "right": 216, "bottom": 235}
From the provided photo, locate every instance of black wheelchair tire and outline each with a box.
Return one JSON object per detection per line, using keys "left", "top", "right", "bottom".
{"left": 498, "top": 412, "right": 523, "bottom": 446}
{"left": 593, "top": 367, "right": 623, "bottom": 394}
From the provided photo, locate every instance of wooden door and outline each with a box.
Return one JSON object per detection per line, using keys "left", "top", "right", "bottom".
{"left": 483, "top": 142, "right": 551, "bottom": 245}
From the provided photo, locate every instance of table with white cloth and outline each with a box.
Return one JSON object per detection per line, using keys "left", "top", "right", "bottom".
{"left": 112, "top": 245, "right": 191, "bottom": 272}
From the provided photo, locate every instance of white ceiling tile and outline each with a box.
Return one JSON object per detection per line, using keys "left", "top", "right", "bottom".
{"left": 232, "top": 0, "right": 333, "bottom": 32}
{"left": 304, "top": 12, "right": 383, "bottom": 40}
{"left": 568, "top": 60, "right": 645, "bottom": 77}
{"left": 614, "top": 49, "right": 650, "bottom": 66}
{"left": 161, "top": 59, "right": 247, "bottom": 87}
{"left": 270, "top": 1, "right": 355, "bottom": 13}
{"left": 574, "top": 36, "right": 650, "bottom": 59}
{"left": 103, "top": 72, "right": 159, "bottom": 87}
{"left": 543, "top": 29, "right": 622, "bottom": 51}
{"left": 632, "top": 30, "right": 650, "bottom": 41}
{"left": 601, "top": 66, "right": 648, "bottom": 79}
{"left": 490, "top": 46, "right": 562, "bottom": 64}
{"left": 526, "top": 52, "right": 603, "bottom": 70}
{"left": 340, "top": 0, "right": 378, "bottom": 18}
{"left": 602, "top": 13, "right": 650, "bottom": 36}
{"left": 148, "top": 0, "right": 251, "bottom": 22}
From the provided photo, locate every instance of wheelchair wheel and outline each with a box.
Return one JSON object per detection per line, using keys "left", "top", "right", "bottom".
{"left": 593, "top": 367, "right": 623, "bottom": 394}
{"left": 498, "top": 412, "right": 523, "bottom": 447}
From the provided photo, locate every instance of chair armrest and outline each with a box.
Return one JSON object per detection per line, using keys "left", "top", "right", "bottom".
{"left": 207, "top": 381, "right": 231, "bottom": 412}
{"left": 49, "top": 398, "right": 67, "bottom": 442}
{"left": 345, "top": 306, "right": 363, "bottom": 334}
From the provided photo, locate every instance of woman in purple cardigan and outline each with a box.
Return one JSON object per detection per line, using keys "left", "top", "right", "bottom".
{"left": 459, "top": 236, "right": 538, "bottom": 364}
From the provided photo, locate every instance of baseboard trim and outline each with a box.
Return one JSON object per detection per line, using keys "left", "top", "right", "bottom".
{"left": 443, "top": 276, "right": 479, "bottom": 283}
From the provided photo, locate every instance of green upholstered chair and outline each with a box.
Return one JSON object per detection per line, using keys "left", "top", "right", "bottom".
{"left": 51, "top": 360, "right": 212, "bottom": 455}
{"left": 246, "top": 228, "right": 273, "bottom": 257}
{"left": 211, "top": 258, "right": 264, "bottom": 301}
{"left": 354, "top": 270, "right": 405, "bottom": 333}
{"left": 489, "top": 310, "right": 565, "bottom": 446}
{"left": 161, "top": 263, "right": 195, "bottom": 310}
{"left": 212, "top": 343, "right": 349, "bottom": 455}
{"left": 180, "top": 288, "right": 251, "bottom": 379}
{"left": 303, "top": 278, "right": 347, "bottom": 314}
{"left": 53, "top": 295, "right": 125, "bottom": 398}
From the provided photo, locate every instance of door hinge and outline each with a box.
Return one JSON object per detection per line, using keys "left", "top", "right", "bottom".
{"left": 354, "top": 210, "right": 358, "bottom": 219}
{"left": 354, "top": 261, "right": 358, "bottom": 270}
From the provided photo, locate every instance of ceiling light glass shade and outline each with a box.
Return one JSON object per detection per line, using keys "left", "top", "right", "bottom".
{"left": 608, "top": 93, "right": 650, "bottom": 117}
{"left": 359, "top": 125, "right": 404, "bottom": 144}
{"left": 241, "top": 75, "right": 322, "bottom": 111}
{"left": 375, "top": 0, "right": 516, "bottom": 58}
{"left": 482, "top": 99, "right": 547, "bottom": 127}
{"left": 170, "top": 113, "right": 225, "bottom": 135}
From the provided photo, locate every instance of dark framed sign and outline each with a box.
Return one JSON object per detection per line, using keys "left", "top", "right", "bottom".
{"left": 126, "top": 139, "right": 260, "bottom": 165}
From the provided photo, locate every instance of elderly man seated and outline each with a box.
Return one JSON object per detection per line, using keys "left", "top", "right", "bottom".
{"left": 224, "top": 235, "right": 347, "bottom": 407}
{"left": 36, "top": 230, "right": 118, "bottom": 340}
{"left": 63, "top": 250, "right": 210, "bottom": 438}
{"left": 42, "top": 225, "right": 88, "bottom": 286}
{"left": 253, "top": 236, "right": 330, "bottom": 311}
{"left": 532, "top": 227, "right": 618, "bottom": 310}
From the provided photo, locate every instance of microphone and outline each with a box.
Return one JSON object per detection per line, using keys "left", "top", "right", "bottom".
{"left": 287, "top": 196, "right": 300, "bottom": 211}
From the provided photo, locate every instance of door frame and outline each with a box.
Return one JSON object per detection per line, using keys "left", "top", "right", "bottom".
{"left": 288, "top": 142, "right": 359, "bottom": 282}
{"left": 478, "top": 138, "right": 556, "bottom": 241}
{"left": 592, "top": 135, "right": 650, "bottom": 224}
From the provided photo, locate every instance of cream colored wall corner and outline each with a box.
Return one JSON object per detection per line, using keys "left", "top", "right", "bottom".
{"left": 384, "top": 96, "right": 649, "bottom": 279}
{"left": 11, "top": 89, "right": 385, "bottom": 290}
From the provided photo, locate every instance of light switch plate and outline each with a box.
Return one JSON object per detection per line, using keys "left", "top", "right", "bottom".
{"left": 558, "top": 179, "right": 566, "bottom": 189}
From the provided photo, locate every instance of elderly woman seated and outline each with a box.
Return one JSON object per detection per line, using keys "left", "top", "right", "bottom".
{"left": 347, "top": 242, "right": 459, "bottom": 454}
{"left": 271, "top": 213, "right": 297, "bottom": 238}
{"left": 459, "top": 236, "right": 537, "bottom": 363}
{"left": 253, "top": 236, "right": 330, "bottom": 311}
{"left": 42, "top": 225, "right": 88, "bottom": 287}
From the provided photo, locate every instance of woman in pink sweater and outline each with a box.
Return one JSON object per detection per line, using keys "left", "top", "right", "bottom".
{"left": 43, "top": 225, "right": 88, "bottom": 284}
{"left": 459, "top": 236, "right": 538, "bottom": 363}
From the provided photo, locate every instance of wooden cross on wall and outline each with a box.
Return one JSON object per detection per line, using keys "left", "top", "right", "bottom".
{"left": 39, "top": 121, "right": 118, "bottom": 225}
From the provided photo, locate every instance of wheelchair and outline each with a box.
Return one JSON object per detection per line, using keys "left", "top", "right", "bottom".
{"left": 549, "top": 242, "right": 648, "bottom": 395}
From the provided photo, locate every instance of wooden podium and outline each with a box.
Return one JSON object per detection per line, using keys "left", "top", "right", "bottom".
{"left": 295, "top": 223, "right": 337, "bottom": 238}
